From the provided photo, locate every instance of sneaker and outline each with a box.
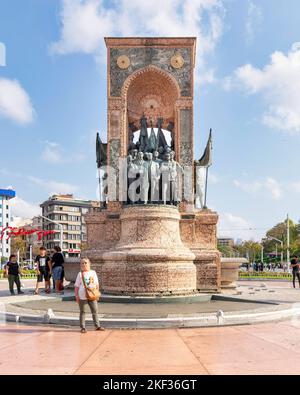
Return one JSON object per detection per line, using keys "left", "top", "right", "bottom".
{"left": 10, "top": 292, "right": 15, "bottom": 296}
{"left": 18, "top": 291, "right": 24, "bottom": 294}
{"left": 80, "top": 328, "right": 87, "bottom": 334}
{"left": 96, "top": 327, "right": 105, "bottom": 331}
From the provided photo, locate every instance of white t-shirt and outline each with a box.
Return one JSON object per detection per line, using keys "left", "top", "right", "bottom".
{"left": 74, "top": 270, "right": 99, "bottom": 300}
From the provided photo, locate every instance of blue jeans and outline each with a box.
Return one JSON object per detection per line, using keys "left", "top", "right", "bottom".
{"left": 52, "top": 266, "right": 63, "bottom": 282}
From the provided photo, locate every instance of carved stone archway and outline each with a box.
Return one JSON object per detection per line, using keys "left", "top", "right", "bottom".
{"left": 121, "top": 65, "right": 181, "bottom": 156}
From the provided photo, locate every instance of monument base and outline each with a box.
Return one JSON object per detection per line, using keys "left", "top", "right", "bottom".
{"left": 86, "top": 205, "right": 196, "bottom": 296}
{"left": 84, "top": 205, "right": 221, "bottom": 296}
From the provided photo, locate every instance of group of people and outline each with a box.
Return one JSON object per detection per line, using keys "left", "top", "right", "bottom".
{"left": 5, "top": 251, "right": 104, "bottom": 333}
{"left": 5, "top": 246, "right": 65, "bottom": 296}
{"left": 33, "top": 246, "right": 65, "bottom": 295}
{"left": 245, "top": 262, "right": 288, "bottom": 272}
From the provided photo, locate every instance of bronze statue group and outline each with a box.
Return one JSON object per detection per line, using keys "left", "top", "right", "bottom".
{"left": 126, "top": 115, "right": 181, "bottom": 205}
{"left": 96, "top": 115, "right": 213, "bottom": 208}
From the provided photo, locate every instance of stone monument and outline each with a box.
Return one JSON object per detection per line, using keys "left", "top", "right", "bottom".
{"left": 84, "top": 38, "right": 221, "bottom": 295}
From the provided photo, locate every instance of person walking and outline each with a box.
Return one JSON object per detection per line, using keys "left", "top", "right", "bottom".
{"left": 5, "top": 254, "right": 24, "bottom": 295}
{"left": 74, "top": 258, "right": 105, "bottom": 333}
{"left": 259, "top": 262, "right": 264, "bottom": 272}
{"left": 50, "top": 246, "right": 64, "bottom": 294}
{"left": 291, "top": 255, "right": 300, "bottom": 288}
{"left": 34, "top": 247, "right": 51, "bottom": 294}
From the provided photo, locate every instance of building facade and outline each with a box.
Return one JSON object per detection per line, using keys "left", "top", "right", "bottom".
{"left": 40, "top": 194, "right": 99, "bottom": 258}
{"left": 0, "top": 188, "right": 16, "bottom": 262}
{"left": 217, "top": 237, "right": 234, "bottom": 247}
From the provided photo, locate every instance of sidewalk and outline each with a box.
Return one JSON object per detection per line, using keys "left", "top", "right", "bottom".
{"left": 2, "top": 279, "right": 300, "bottom": 375}
{"left": 1, "top": 320, "right": 300, "bottom": 375}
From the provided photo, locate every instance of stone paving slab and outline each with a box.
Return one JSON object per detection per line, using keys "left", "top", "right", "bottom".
{"left": 1, "top": 321, "right": 300, "bottom": 375}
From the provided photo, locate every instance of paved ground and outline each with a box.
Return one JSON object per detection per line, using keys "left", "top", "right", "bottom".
{"left": 2, "top": 279, "right": 300, "bottom": 375}
{"left": 1, "top": 320, "right": 300, "bottom": 375}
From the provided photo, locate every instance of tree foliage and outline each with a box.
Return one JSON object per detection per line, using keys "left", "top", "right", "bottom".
{"left": 219, "top": 218, "right": 300, "bottom": 262}
{"left": 10, "top": 236, "right": 26, "bottom": 260}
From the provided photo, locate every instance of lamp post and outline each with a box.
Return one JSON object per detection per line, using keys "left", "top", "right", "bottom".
{"left": 267, "top": 236, "right": 283, "bottom": 265}
{"left": 29, "top": 244, "right": 33, "bottom": 269}
{"left": 287, "top": 214, "right": 290, "bottom": 272}
{"left": 39, "top": 215, "right": 63, "bottom": 251}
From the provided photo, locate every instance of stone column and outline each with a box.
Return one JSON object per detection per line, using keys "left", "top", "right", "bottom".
{"left": 180, "top": 209, "right": 221, "bottom": 292}
{"left": 175, "top": 99, "right": 194, "bottom": 210}
{"left": 107, "top": 97, "right": 126, "bottom": 206}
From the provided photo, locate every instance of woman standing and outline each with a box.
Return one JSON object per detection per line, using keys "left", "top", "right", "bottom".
{"left": 74, "top": 258, "right": 105, "bottom": 333}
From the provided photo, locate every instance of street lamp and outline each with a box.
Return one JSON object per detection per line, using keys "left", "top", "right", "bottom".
{"left": 267, "top": 236, "right": 283, "bottom": 265}
{"left": 39, "top": 215, "right": 63, "bottom": 251}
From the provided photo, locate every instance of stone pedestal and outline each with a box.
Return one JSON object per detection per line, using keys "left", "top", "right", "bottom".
{"left": 85, "top": 205, "right": 196, "bottom": 296}
{"left": 63, "top": 258, "right": 81, "bottom": 289}
{"left": 221, "top": 258, "right": 247, "bottom": 289}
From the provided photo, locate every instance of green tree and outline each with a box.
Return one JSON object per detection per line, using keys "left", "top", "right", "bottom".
{"left": 10, "top": 236, "right": 26, "bottom": 261}
{"left": 263, "top": 218, "right": 299, "bottom": 259}
{"left": 235, "top": 241, "right": 261, "bottom": 262}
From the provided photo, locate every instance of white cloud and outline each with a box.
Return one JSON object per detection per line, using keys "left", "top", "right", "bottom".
{"left": 233, "top": 179, "right": 261, "bottom": 194}
{"left": 290, "top": 181, "right": 300, "bottom": 194}
{"left": 42, "top": 141, "right": 64, "bottom": 163}
{"left": 209, "top": 172, "right": 219, "bottom": 184}
{"left": 41, "top": 140, "right": 85, "bottom": 164}
{"left": 10, "top": 217, "right": 33, "bottom": 228}
{"left": 265, "top": 177, "right": 282, "bottom": 200}
{"left": 50, "top": 0, "right": 225, "bottom": 82}
{"left": 234, "top": 177, "right": 283, "bottom": 200}
{"left": 0, "top": 78, "right": 35, "bottom": 124}
{"left": 227, "top": 43, "right": 300, "bottom": 134}
{"left": 50, "top": 0, "right": 115, "bottom": 55}
{"left": 245, "top": 1, "right": 263, "bottom": 44}
{"left": 27, "top": 176, "right": 77, "bottom": 195}
{"left": 218, "top": 212, "right": 258, "bottom": 241}
{"left": 10, "top": 197, "right": 40, "bottom": 220}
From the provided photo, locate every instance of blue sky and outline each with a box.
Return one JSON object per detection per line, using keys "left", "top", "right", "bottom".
{"left": 1, "top": 0, "right": 300, "bottom": 241}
